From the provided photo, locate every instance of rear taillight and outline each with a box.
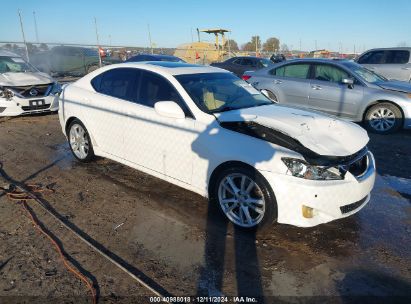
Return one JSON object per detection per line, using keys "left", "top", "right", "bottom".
{"left": 242, "top": 75, "right": 251, "bottom": 81}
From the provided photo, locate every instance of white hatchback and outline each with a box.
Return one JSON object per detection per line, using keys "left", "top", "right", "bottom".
{"left": 58, "top": 62, "right": 376, "bottom": 229}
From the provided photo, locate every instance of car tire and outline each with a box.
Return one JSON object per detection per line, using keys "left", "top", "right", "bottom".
{"left": 67, "top": 119, "right": 95, "bottom": 162}
{"left": 210, "top": 165, "right": 277, "bottom": 231}
{"left": 364, "top": 102, "right": 403, "bottom": 134}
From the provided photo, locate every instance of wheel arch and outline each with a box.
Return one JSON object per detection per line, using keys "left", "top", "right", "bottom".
{"left": 208, "top": 160, "right": 272, "bottom": 197}
{"left": 65, "top": 116, "right": 98, "bottom": 147}
{"left": 362, "top": 100, "right": 405, "bottom": 121}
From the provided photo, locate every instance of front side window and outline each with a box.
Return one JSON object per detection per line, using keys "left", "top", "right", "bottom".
{"left": 313, "top": 64, "right": 349, "bottom": 83}
{"left": 176, "top": 72, "right": 272, "bottom": 113}
{"left": 385, "top": 50, "right": 410, "bottom": 64}
{"left": 272, "top": 64, "right": 310, "bottom": 79}
{"left": 91, "top": 68, "right": 138, "bottom": 101}
{"left": 137, "top": 71, "right": 183, "bottom": 108}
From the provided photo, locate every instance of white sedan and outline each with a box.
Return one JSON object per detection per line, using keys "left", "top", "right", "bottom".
{"left": 58, "top": 61, "right": 376, "bottom": 229}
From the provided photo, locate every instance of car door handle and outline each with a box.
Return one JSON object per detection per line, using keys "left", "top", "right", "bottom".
{"left": 273, "top": 80, "right": 282, "bottom": 84}
{"left": 311, "top": 85, "right": 322, "bottom": 90}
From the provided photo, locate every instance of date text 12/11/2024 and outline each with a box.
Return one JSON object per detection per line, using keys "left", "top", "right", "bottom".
{"left": 149, "top": 296, "right": 258, "bottom": 303}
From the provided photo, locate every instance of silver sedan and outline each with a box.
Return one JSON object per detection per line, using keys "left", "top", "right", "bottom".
{"left": 244, "top": 59, "right": 411, "bottom": 134}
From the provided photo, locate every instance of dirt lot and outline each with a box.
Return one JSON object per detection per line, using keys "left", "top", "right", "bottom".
{"left": 0, "top": 113, "right": 410, "bottom": 304}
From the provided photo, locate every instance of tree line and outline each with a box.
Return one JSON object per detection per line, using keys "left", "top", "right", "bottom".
{"left": 224, "top": 36, "right": 289, "bottom": 53}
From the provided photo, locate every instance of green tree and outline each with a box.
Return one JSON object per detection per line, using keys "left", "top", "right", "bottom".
{"left": 263, "top": 37, "right": 280, "bottom": 52}
{"left": 242, "top": 36, "right": 261, "bottom": 52}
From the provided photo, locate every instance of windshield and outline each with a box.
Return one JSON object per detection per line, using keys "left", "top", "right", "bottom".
{"left": 0, "top": 56, "right": 37, "bottom": 73}
{"left": 176, "top": 72, "right": 273, "bottom": 113}
{"left": 344, "top": 62, "right": 387, "bottom": 83}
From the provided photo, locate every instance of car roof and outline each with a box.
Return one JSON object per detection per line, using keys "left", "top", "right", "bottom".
{"left": 278, "top": 58, "right": 353, "bottom": 65}
{"left": 101, "top": 61, "right": 229, "bottom": 76}
{"left": 0, "top": 50, "right": 21, "bottom": 57}
{"left": 362, "top": 47, "right": 411, "bottom": 52}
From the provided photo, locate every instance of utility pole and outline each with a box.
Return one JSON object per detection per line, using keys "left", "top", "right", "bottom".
{"left": 354, "top": 44, "right": 356, "bottom": 54}
{"left": 94, "top": 17, "right": 102, "bottom": 67}
{"left": 255, "top": 35, "right": 258, "bottom": 56}
{"left": 299, "top": 38, "right": 302, "bottom": 51}
{"left": 33, "top": 11, "right": 39, "bottom": 43}
{"left": 147, "top": 24, "right": 153, "bottom": 54}
{"left": 196, "top": 28, "right": 200, "bottom": 42}
{"left": 18, "top": 10, "right": 29, "bottom": 62}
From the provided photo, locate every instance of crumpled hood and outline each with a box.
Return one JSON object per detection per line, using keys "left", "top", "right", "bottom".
{"left": 0, "top": 72, "right": 53, "bottom": 87}
{"left": 216, "top": 104, "right": 369, "bottom": 157}
{"left": 377, "top": 80, "right": 411, "bottom": 93}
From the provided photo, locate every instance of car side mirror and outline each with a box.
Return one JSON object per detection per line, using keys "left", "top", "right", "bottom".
{"left": 342, "top": 78, "right": 354, "bottom": 85}
{"left": 154, "top": 101, "right": 185, "bottom": 119}
{"left": 342, "top": 78, "right": 355, "bottom": 89}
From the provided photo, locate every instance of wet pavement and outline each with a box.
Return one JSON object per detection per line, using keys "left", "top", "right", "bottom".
{"left": 0, "top": 114, "right": 410, "bottom": 303}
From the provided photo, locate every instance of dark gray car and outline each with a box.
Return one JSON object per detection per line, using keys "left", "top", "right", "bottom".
{"left": 244, "top": 59, "right": 411, "bottom": 134}
{"left": 210, "top": 56, "right": 274, "bottom": 77}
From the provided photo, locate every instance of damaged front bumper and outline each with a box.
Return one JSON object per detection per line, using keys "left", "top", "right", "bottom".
{"left": 260, "top": 152, "right": 376, "bottom": 227}
{"left": 0, "top": 93, "right": 59, "bottom": 117}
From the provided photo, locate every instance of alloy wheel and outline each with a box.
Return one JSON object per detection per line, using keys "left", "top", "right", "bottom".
{"left": 218, "top": 173, "right": 266, "bottom": 227}
{"left": 69, "top": 124, "right": 90, "bottom": 160}
{"left": 369, "top": 107, "right": 396, "bottom": 132}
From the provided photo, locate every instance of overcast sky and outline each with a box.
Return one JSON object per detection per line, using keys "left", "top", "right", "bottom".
{"left": 1, "top": 0, "right": 410, "bottom": 52}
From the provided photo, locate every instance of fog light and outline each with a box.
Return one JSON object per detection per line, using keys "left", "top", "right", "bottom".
{"left": 302, "top": 205, "right": 314, "bottom": 218}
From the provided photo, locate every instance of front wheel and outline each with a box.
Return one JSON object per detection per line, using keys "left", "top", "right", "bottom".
{"left": 211, "top": 166, "right": 277, "bottom": 230}
{"left": 68, "top": 119, "right": 95, "bottom": 162}
{"left": 364, "top": 102, "right": 403, "bottom": 134}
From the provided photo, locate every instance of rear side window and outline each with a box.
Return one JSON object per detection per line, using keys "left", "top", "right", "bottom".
{"left": 313, "top": 64, "right": 349, "bottom": 83}
{"left": 272, "top": 64, "right": 310, "bottom": 79}
{"left": 232, "top": 58, "right": 242, "bottom": 65}
{"left": 241, "top": 58, "right": 255, "bottom": 66}
{"left": 385, "top": 50, "right": 410, "bottom": 64}
{"left": 357, "top": 51, "right": 384, "bottom": 64}
{"left": 91, "top": 68, "right": 138, "bottom": 101}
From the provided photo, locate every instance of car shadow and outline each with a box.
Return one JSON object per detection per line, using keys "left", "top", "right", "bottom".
{"left": 192, "top": 114, "right": 276, "bottom": 300}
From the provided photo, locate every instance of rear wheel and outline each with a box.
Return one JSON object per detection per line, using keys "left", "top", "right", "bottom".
{"left": 68, "top": 119, "right": 95, "bottom": 162}
{"left": 364, "top": 102, "right": 403, "bottom": 134}
{"left": 211, "top": 165, "right": 277, "bottom": 230}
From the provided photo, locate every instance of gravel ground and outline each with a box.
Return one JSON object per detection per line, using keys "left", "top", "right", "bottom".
{"left": 0, "top": 113, "right": 410, "bottom": 304}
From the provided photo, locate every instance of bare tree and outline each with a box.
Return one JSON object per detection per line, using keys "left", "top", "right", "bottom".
{"left": 242, "top": 36, "right": 261, "bottom": 51}
{"left": 263, "top": 37, "right": 280, "bottom": 52}
{"left": 280, "top": 44, "right": 289, "bottom": 52}
{"left": 225, "top": 39, "right": 239, "bottom": 51}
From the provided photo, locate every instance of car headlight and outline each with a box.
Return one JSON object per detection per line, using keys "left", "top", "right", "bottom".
{"left": 0, "top": 87, "right": 14, "bottom": 99}
{"left": 282, "top": 158, "right": 343, "bottom": 180}
{"left": 50, "top": 82, "right": 62, "bottom": 95}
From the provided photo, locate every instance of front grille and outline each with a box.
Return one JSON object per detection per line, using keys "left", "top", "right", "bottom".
{"left": 340, "top": 196, "right": 368, "bottom": 214}
{"left": 9, "top": 83, "right": 53, "bottom": 98}
{"left": 22, "top": 104, "right": 50, "bottom": 111}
